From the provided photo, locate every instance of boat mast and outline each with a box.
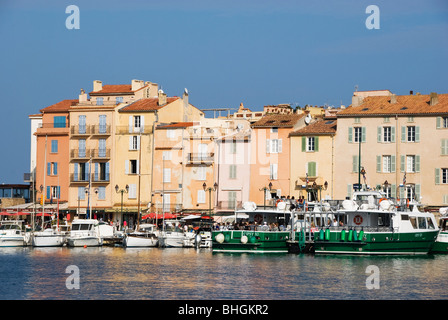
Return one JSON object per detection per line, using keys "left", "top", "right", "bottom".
{"left": 137, "top": 128, "right": 142, "bottom": 230}
{"left": 42, "top": 135, "right": 47, "bottom": 229}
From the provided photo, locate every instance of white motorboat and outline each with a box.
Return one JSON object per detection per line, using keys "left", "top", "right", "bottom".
{"left": 124, "top": 223, "right": 159, "bottom": 247}
{"left": 159, "top": 220, "right": 185, "bottom": 248}
{"left": 66, "top": 219, "right": 103, "bottom": 247}
{"left": 32, "top": 228, "right": 66, "bottom": 247}
{"left": 0, "top": 221, "right": 31, "bottom": 247}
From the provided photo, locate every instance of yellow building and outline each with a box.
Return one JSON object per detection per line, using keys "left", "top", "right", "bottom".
{"left": 335, "top": 91, "right": 448, "bottom": 208}
{"left": 289, "top": 118, "right": 337, "bottom": 201}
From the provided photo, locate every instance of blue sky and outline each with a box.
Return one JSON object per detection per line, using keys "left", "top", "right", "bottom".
{"left": 0, "top": 0, "right": 447, "bottom": 184}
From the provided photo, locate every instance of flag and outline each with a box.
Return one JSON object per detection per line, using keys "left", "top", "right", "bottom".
{"left": 403, "top": 172, "right": 407, "bottom": 185}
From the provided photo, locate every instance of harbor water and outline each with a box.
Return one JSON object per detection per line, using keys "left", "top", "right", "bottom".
{"left": 0, "top": 247, "right": 447, "bottom": 300}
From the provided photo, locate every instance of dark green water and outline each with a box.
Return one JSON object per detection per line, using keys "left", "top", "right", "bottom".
{"left": 0, "top": 247, "right": 446, "bottom": 300}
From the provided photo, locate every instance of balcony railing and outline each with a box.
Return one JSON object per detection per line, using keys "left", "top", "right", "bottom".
{"left": 70, "top": 173, "right": 89, "bottom": 183}
{"left": 115, "top": 125, "right": 153, "bottom": 135}
{"left": 216, "top": 201, "right": 242, "bottom": 210}
{"left": 187, "top": 153, "right": 214, "bottom": 163}
{"left": 70, "top": 125, "right": 91, "bottom": 135}
{"left": 90, "top": 149, "right": 111, "bottom": 159}
{"left": 91, "top": 173, "right": 110, "bottom": 183}
{"left": 70, "top": 149, "right": 92, "bottom": 160}
{"left": 91, "top": 125, "right": 111, "bottom": 135}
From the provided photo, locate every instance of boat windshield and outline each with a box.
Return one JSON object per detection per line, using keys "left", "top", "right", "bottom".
{"left": 72, "top": 224, "right": 92, "bottom": 231}
{"left": 0, "top": 224, "right": 20, "bottom": 230}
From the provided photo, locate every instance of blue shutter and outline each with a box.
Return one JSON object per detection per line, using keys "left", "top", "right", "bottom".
{"left": 106, "top": 162, "right": 110, "bottom": 181}
{"left": 85, "top": 162, "right": 89, "bottom": 181}
{"left": 54, "top": 162, "right": 58, "bottom": 175}
{"left": 74, "top": 163, "right": 78, "bottom": 181}
{"left": 46, "top": 186, "right": 50, "bottom": 200}
{"left": 47, "top": 163, "right": 51, "bottom": 176}
{"left": 57, "top": 186, "right": 61, "bottom": 199}
{"left": 94, "top": 163, "right": 99, "bottom": 181}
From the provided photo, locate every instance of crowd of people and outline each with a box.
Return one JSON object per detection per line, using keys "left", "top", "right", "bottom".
{"left": 213, "top": 220, "right": 289, "bottom": 232}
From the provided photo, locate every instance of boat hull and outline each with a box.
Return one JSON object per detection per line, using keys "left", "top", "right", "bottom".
{"left": 32, "top": 234, "right": 66, "bottom": 247}
{"left": 66, "top": 237, "right": 102, "bottom": 247}
{"left": 212, "top": 230, "right": 291, "bottom": 253}
{"left": 314, "top": 229, "right": 439, "bottom": 255}
{"left": 159, "top": 232, "right": 184, "bottom": 248}
{"left": 0, "top": 236, "right": 27, "bottom": 247}
{"left": 124, "top": 235, "right": 158, "bottom": 247}
{"left": 430, "top": 231, "right": 448, "bottom": 253}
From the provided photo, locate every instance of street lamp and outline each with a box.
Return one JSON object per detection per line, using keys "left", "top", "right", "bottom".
{"left": 115, "top": 184, "right": 129, "bottom": 226}
{"left": 259, "top": 182, "right": 273, "bottom": 209}
{"left": 203, "top": 182, "right": 218, "bottom": 217}
{"left": 85, "top": 187, "right": 99, "bottom": 219}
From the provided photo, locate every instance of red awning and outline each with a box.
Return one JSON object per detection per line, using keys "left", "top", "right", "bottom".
{"left": 0, "top": 211, "right": 12, "bottom": 216}
{"left": 142, "top": 212, "right": 178, "bottom": 220}
{"left": 36, "top": 213, "right": 52, "bottom": 217}
{"left": 13, "top": 212, "right": 30, "bottom": 216}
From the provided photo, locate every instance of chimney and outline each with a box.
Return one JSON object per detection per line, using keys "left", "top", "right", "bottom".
{"left": 183, "top": 88, "right": 189, "bottom": 122}
{"left": 430, "top": 92, "right": 438, "bottom": 106}
{"left": 158, "top": 89, "right": 167, "bottom": 106}
{"left": 79, "top": 88, "right": 88, "bottom": 103}
{"left": 410, "top": 90, "right": 413, "bottom": 95}
{"left": 351, "top": 95, "right": 363, "bottom": 107}
{"left": 390, "top": 94, "right": 397, "bottom": 104}
{"left": 132, "top": 79, "right": 144, "bottom": 91}
{"left": 93, "top": 80, "right": 102, "bottom": 92}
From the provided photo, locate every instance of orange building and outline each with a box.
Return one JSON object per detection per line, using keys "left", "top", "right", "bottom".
{"left": 249, "top": 113, "right": 306, "bottom": 206}
{"left": 35, "top": 99, "right": 77, "bottom": 205}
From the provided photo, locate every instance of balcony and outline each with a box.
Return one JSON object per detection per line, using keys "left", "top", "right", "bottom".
{"left": 187, "top": 153, "right": 214, "bottom": 164}
{"left": 91, "top": 173, "right": 110, "bottom": 184}
{"left": 216, "top": 201, "right": 242, "bottom": 211}
{"left": 70, "top": 149, "right": 92, "bottom": 161}
{"left": 70, "top": 173, "right": 89, "bottom": 184}
{"left": 70, "top": 125, "right": 91, "bottom": 136}
{"left": 115, "top": 125, "right": 153, "bottom": 135}
{"left": 91, "top": 125, "right": 111, "bottom": 136}
{"left": 91, "top": 149, "right": 111, "bottom": 159}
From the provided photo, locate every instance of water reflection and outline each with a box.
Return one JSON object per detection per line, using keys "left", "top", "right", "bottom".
{"left": 0, "top": 247, "right": 447, "bottom": 300}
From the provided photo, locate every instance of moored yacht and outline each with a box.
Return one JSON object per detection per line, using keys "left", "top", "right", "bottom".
{"left": 124, "top": 223, "right": 159, "bottom": 248}
{"left": 0, "top": 221, "right": 31, "bottom": 247}
{"left": 314, "top": 190, "right": 439, "bottom": 255}
{"left": 66, "top": 219, "right": 103, "bottom": 247}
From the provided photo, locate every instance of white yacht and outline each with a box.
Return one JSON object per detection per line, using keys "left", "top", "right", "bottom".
{"left": 124, "top": 223, "right": 159, "bottom": 248}
{"left": 66, "top": 219, "right": 103, "bottom": 247}
{"left": 159, "top": 220, "right": 186, "bottom": 248}
{"left": 32, "top": 227, "right": 66, "bottom": 247}
{"left": 0, "top": 221, "right": 31, "bottom": 247}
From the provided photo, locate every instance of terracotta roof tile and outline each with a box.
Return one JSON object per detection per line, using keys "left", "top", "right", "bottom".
{"left": 40, "top": 99, "right": 78, "bottom": 113}
{"left": 251, "top": 113, "right": 304, "bottom": 128}
{"left": 289, "top": 119, "right": 337, "bottom": 136}
{"left": 338, "top": 93, "right": 448, "bottom": 117}
{"left": 119, "top": 97, "right": 179, "bottom": 112}
{"left": 89, "top": 84, "right": 148, "bottom": 95}
{"left": 156, "top": 122, "right": 195, "bottom": 129}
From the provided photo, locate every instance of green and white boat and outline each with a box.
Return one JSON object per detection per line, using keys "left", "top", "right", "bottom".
{"left": 314, "top": 190, "right": 439, "bottom": 255}
{"left": 212, "top": 201, "right": 304, "bottom": 253}
{"left": 431, "top": 208, "right": 448, "bottom": 253}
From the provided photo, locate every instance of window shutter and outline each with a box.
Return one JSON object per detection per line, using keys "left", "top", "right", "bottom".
{"left": 415, "top": 184, "right": 421, "bottom": 201}
{"left": 437, "top": 117, "right": 441, "bottom": 129}
{"left": 391, "top": 126, "right": 395, "bottom": 142}
{"left": 377, "top": 127, "right": 382, "bottom": 142}
{"left": 105, "top": 162, "right": 110, "bottom": 181}
{"left": 442, "top": 139, "right": 448, "bottom": 155}
{"left": 435, "top": 168, "right": 440, "bottom": 184}
{"left": 415, "top": 126, "right": 420, "bottom": 142}
{"left": 352, "top": 155, "right": 359, "bottom": 173}
{"left": 348, "top": 127, "right": 353, "bottom": 143}
{"left": 266, "top": 139, "right": 270, "bottom": 153}
{"left": 347, "top": 184, "right": 352, "bottom": 199}
{"left": 141, "top": 115, "right": 145, "bottom": 132}
{"left": 400, "top": 155, "right": 405, "bottom": 172}
{"left": 74, "top": 163, "right": 78, "bottom": 181}
{"left": 415, "top": 155, "right": 420, "bottom": 172}
{"left": 362, "top": 127, "right": 366, "bottom": 142}
{"left": 401, "top": 126, "right": 406, "bottom": 142}
{"left": 85, "top": 162, "right": 89, "bottom": 181}
{"left": 129, "top": 116, "right": 133, "bottom": 133}
{"left": 57, "top": 186, "right": 61, "bottom": 199}
{"left": 301, "top": 137, "right": 306, "bottom": 152}
{"left": 47, "top": 162, "right": 51, "bottom": 176}
{"left": 315, "top": 137, "right": 319, "bottom": 151}
{"left": 278, "top": 139, "right": 282, "bottom": 153}
{"left": 94, "top": 163, "right": 99, "bottom": 181}
{"left": 376, "top": 156, "right": 381, "bottom": 172}
{"left": 391, "top": 184, "right": 396, "bottom": 198}
{"left": 391, "top": 155, "right": 396, "bottom": 173}
{"left": 125, "top": 160, "right": 129, "bottom": 175}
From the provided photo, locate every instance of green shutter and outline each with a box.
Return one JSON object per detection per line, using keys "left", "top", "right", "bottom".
{"left": 400, "top": 155, "right": 405, "bottom": 172}
{"left": 362, "top": 127, "right": 366, "bottom": 142}
{"left": 391, "top": 184, "right": 396, "bottom": 198}
{"left": 377, "top": 126, "right": 382, "bottom": 142}
{"left": 435, "top": 168, "right": 440, "bottom": 184}
{"left": 391, "top": 155, "right": 396, "bottom": 173}
{"left": 308, "top": 162, "right": 316, "bottom": 177}
{"left": 401, "top": 126, "right": 406, "bottom": 142}
{"left": 415, "top": 155, "right": 420, "bottom": 172}
{"left": 415, "top": 126, "right": 420, "bottom": 142}
{"left": 348, "top": 127, "right": 353, "bottom": 143}
{"left": 442, "top": 139, "right": 448, "bottom": 155}
{"left": 347, "top": 184, "right": 352, "bottom": 199}
{"left": 301, "top": 137, "right": 306, "bottom": 152}
{"left": 437, "top": 117, "right": 441, "bottom": 129}
{"left": 391, "top": 126, "right": 395, "bottom": 142}
{"left": 415, "top": 184, "right": 421, "bottom": 201}
{"left": 352, "top": 155, "right": 359, "bottom": 173}
{"left": 376, "top": 155, "right": 381, "bottom": 172}
{"left": 315, "top": 136, "right": 319, "bottom": 151}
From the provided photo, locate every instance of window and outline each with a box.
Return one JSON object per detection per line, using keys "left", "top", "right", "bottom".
{"left": 98, "top": 139, "right": 106, "bottom": 157}
{"left": 197, "top": 190, "right": 206, "bottom": 204}
{"left": 134, "top": 116, "right": 141, "bottom": 129}
{"left": 407, "top": 126, "right": 416, "bottom": 142}
{"left": 50, "top": 186, "right": 60, "bottom": 199}
{"left": 166, "top": 129, "right": 175, "bottom": 139}
{"left": 99, "top": 115, "right": 107, "bottom": 133}
{"left": 383, "top": 127, "right": 391, "bottom": 142}
{"left": 307, "top": 162, "right": 317, "bottom": 177}
{"left": 130, "top": 136, "right": 139, "bottom": 150}
{"left": 383, "top": 156, "right": 391, "bottom": 173}
{"left": 383, "top": 185, "right": 391, "bottom": 198}
{"left": 94, "top": 162, "right": 109, "bottom": 181}
{"left": 163, "top": 151, "right": 172, "bottom": 161}
{"left": 128, "top": 184, "right": 137, "bottom": 199}
{"left": 437, "top": 116, "right": 448, "bottom": 129}
{"left": 74, "top": 162, "right": 89, "bottom": 181}
{"left": 307, "top": 137, "right": 315, "bottom": 152}
{"left": 230, "top": 141, "right": 237, "bottom": 154}
{"left": 78, "top": 139, "right": 86, "bottom": 157}
{"left": 130, "top": 160, "right": 138, "bottom": 174}
{"left": 228, "top": 191, "right": 237, "bottom": 209}
{"left": 96, "top": 97, "right": 103, "bottom": 106}
{"left": 266, "top": 139, "right": 282, "bottom": 153}
{"left": 270, "top": 164, "right": 278, "bottom": 180}
{"left": 435, "top": 168, "right": 447, "bottom": 184}
{"left": 98, "top": 187, "right": 106, "bottom": 200}
{"left": 53, "top": 116, "right": 66, "bottom": 128}
{"left": 443, "top": 169, "right": 448, "bottom": 184}
{"left": 78, "top": 187, "right": 85, "bottom": 200}
{"left": 271, "top": 127, "right": 278, "bottom": 133}
{"left": 406, "top": 155, "right": 415, "bottom": 173}
{"left": 229, "top": 165, "right": 237, "bottom": 179}
{"left": 116, "top": 97, "right": 123, "bottom": 104}
{"left": 354, "top": 127, "right": 362, "bottom": 143}
{"left": 79, "top": 115, "right": 86, "bottom": 134}
{"left": 163, "top": 168, "right": 171, "bottom": 183}
{"left": 441, "top": 139, "right": 448, "bottom": 155}
{"left": 196, "top": 166, "right": 206, "bottom": 180}
{"left": 51, "top": 140, "right": 58, "bottom": 153}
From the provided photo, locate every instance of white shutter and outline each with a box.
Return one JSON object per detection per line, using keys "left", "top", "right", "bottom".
{"left": 125, "top": 160, "right": 129, "bottom": 174}
{"left": 163, "top": 168, "right": 171, "bottom": 183}
{"left": 197, "top": 190, "right": 206, "bottom": 204}
{"left": 129, "top": 136, "right": 133, "bottom": 150}
{"left": 266, "top": 139, "right": 270, "bottom": 154}
{"left": 278, "top": 139, "right": 282, "bottom": 153}
{"left": 129, "top": 116, "right": 133, "bottom": 133}
{"left": 129, "top": 184, "right": 137, "bottom": 199}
